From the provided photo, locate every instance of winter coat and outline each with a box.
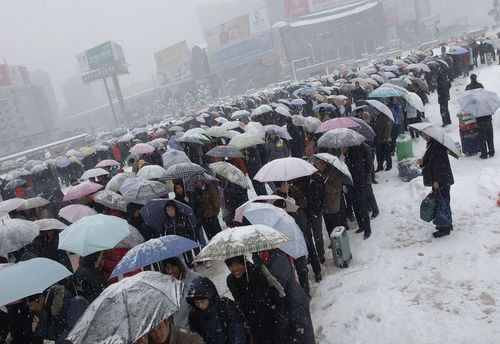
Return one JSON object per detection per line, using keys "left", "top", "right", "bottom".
{"left": 305, "top": 173, "right": 325, "bottom": 216}
{"left": 222, "top": 181, "right": 249, "bottom": 219}
{"left": 33, "top": 285, "right": 89, "bottom": 343}
{"left": 163, "top": 212, "right": 196, "bottom": 240}
{"left": 192, "top": 183, "right": 221, "bottom": 219}
{"left": 351, "top": 87, "right": 367, "bottom": 103}
{"left": 101, "top": 248, "right": 140, "bottom": 285}
{"left": 345, "top": 145, "right": 371, "bottom": 194}
{"left": 187, "top": 277, "right": 247, "bottom": 344}
{"left": 321, "top": 166, "right": 343, "bottom": 214}
{"left": 421, "top": 139, "right": 454, "bottom": 188}
{"left": 244, "top": 147, "right": 263, "bottom": 178}
{"left": 168, "top": 325, "right": 205, "bottom": 344}
{"left": 372, "top": 113, "right": 393, "bottom": 144}
{"left": 287, "top": 123, "right": 306, "bottom": 158}
{"left": 437, "top": 74, "right": 451, "bottom": 103}
{"left": 465, "top": 81, "right": 484, "bottom": 91}
{"left": 126, "top": 203, "right": 160, "bottom": 241}
{"left": 252, "top": 250, "right": 315, "bottom": 344}
{"left": 74, "top": 253, "right": 105, "bottom": 303}
{"left": 275, "top": 185, "right": 310, "bottom": 233}
{"left": 174, "top": 265, "right": 201, "bottom": 329}
{"left": 263, "top": 137, "right": 290, "bottom": 163}
{"left": 388, "top": 102, "right": 402, "bottom": 127}
{"left": 226, "top": 262, "right": 279, "bottom": 344}
{"left": 43, "top": 235, "right": 73, "bottom": 273}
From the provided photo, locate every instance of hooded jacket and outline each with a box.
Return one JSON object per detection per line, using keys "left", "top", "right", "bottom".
{"left": 174, "top": 262, "right": 201, "bottom": 330}
{"left": 187, "top": 277, "right": 246, "bottom": 344}
{"left": 421, "top": 139, "right": 454, "bottom": 188}
{"left": 74, "top": 253, "right": 105, "bottom": 303}
{"left": 163, "top": 202, "right": 196, "bottom": 240}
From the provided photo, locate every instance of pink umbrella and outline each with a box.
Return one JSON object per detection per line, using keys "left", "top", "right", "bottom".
{"left": 129, "top": 143, "right": 155, "bottom": 155}
{"left": 58, "top": 204, "right": 97, "bottom": 223}
{"left": 315, "top": 117, "right": 361, "bottom": 134}
{"left": 95, "top": 159, "right": 120, "bottom": 168}
{"left": 63, "top": 182, "right": 103, "bottom": 201}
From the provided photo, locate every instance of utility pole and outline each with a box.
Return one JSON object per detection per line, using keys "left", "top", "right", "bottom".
{"left": 102, "top": 77, "right": 118, "bottom": 124}
{"left": 112, "top": 74, "right": 128, "bottom": 124}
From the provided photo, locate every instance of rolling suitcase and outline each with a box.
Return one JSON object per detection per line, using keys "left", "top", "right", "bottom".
{"left": 330, "top": 226, "right": 352, "bottom": 268}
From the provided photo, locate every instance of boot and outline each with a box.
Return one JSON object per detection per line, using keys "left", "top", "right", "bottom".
{"left": 432, "top": 230, "right": 450, "bottom": 238}
{"left": 375, "top": 166, "right": 384, "bottom": 172}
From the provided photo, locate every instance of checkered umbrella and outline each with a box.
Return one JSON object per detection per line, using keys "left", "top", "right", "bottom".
{"left": 164, "top": 162, "right": 205, "bottom": 180}
{"left": 209, "top": 162, "right": 249, "bottom": 188}
{"left": 195, "top": 224, "right": 291, "bottom": 261}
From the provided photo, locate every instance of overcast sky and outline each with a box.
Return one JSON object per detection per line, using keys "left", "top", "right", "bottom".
{"left": 1, "top": 0, "right": 205, "bottom": 93}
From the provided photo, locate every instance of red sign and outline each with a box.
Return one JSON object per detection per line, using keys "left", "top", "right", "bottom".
{"left": 0, "top": 65, "right": 11, "bottom": 87}
{"left": 284, "top": 0, "right": 310, "bottom": 17}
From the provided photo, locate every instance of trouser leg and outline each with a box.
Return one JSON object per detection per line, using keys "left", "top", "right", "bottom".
{"left": 366, "top": 183, "right": 379, "bottom": 214}
{"left": 352, "top": 191, "right": 371, "bottom": 235}
{"left": 294, "top": 256, "right": 310, "bottom": 296}
{"left": 202, "top": 216, "right": 222, "bottom": 240}
{"left": 310, "top": 214, "right": 325, "bottom": 258}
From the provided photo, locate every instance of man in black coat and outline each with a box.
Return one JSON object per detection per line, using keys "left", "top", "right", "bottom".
{"left": 465, "top": 75, "right": 494, "bottom": 159}
{"left": 418, "top": 135, "right": 455, "bottom": 238}
{"left": 286, "top": 118, "right": 306, "bottom": 158}
{"left": 343, "top": 144, "right": 372, "bottom": 239}
{"left": 351, "top": 82, "right": 367, "bottom": 106}
{"left": 225, "top": 256, "right": 278, "bottom": 344}
{"left": 437, "top": 72, "right": 452, "bottom": 127}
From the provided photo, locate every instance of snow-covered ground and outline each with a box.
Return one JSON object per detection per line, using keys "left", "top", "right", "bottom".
{"left": 199, "top": 63, "right": 500, "bottom": 344}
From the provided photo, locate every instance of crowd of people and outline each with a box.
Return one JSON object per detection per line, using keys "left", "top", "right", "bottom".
{"left": 0, "top": 34, "right": 498, "bottom": 344}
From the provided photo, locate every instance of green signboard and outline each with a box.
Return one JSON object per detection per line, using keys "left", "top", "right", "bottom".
{"left": 77, "top": 41, "right": 128, "bottom": 83}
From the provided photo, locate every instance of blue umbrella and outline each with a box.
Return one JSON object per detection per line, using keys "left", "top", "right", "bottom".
{"left": 313, "top": 103, "right": 338, "bottom": 114}
{"left": 4, "top": 179, "right": 26, "bottom": 190}
{"left": 0, "top": 258, "right": 72, "bottom": 307}
{"left": 110, "top": 235, "right": 200, "bottom": 278}
{"left": 242, "top": 203, "right": 307, "bottom": 259}
{"left": 140, "top": 199, "right": 197, "bottom": 230}
{"left": 369, "top": 87, "right": 401, "bottom": 98}
{"left": 58, "top": 214, "right": 130, "bottom": 256}
{"left": 448, "top": 46, "right": 469, "bottom": 55}
{"left": 458, "top": 89, "right": 500, "bottom": 117}
{"left": 290, "top": 99, "right": 306, "bottom": 106}
{"left": 293, "top": 87, "right": 316, "bottom": 97}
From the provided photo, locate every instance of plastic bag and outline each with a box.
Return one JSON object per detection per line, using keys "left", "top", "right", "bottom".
{"left": 420, "top": 192, "right": 436, "bottom": 222}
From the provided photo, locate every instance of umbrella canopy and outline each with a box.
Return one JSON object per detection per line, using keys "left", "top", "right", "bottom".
{"left": 59, "top": 204, "right": 98, "bottom": 223}
{"left": 92, "top": 190, "right": 127, "bottom": 212}
{"left": 0, "top": 258, "right": 72, "bottom": 307}
{"left": 0, "top": 198, "right": 24, "bottom": 215}
{"left": 66, "top": 149, "right": 84, "bottom": 158}
{"left": 30, "top": 164, "right": 47, "bottom": 175}
{"left": 4, "top": 179, "right": 26, "bottom": 190}
{"left": 290, "top": 99, "right": 306, "bottom": 106}
{"left": 228, "top": 133, "right": 265, "bottom": 149}
{"left": 17, "top": 196, "right": 50, "bottom": 211}
{"left": 245, "top": 122, "right": 266, "bottom": 138}
{"left": 254, "top": 157, "right": 317, "bottom": 182}
{"left": 117, "top": 133, "right": 135, "bottom": 143}
{"left": 303, "top": 116, "right": 322, "bottom": 133}
{"left": 0, "top": 219, "right": 40, "bottom": 256}
{"left": 265, "top": 124, "right": 292, "bottom": 140}
{"left": 105, "top": 172, "right": 134, "bottom": 193}
{"left": 168, "top": 125, "right": 183, "bottom": 132}
{"left": 95, "top": 159, "right": 120, "bottom": 168}
{"left": 209, "top": 162, "right": 249, "bottom": 188}
{"left": 448, "top": 46, "right": 469, "bottom": 55}
{"left": 206, "top": 145, "right": 244, "bottom": 158}
{"left": 233, "top": 195, "right": 299, "bottom": 223}
{"left": 316, "top": 117, "right": 361, "bottom": 134}
{"left": 317, "top": 128, "right": 366, "bottom": 149}
{"left": 67, "top": 271, "right": 182, "bottom": 344}
{"left": 196, "top": 224, "right": 291, "bottom": 261}
{"left": 243, "top": 203, "right": 307, "bottom": 259}
{"left": 408, "top": 122, "right": 460, "bottom": 158}
{"left": 313, "top": 103, "right": 338, "bottom": 114}
{"left": 206, "top": 126, "right": 230, "bottom": 138}
{"left": 403, "top": 92, "right": 425, "bottom": 112}
{"left": 292, "top": 115, "right": 306, "bottom": 127}
{"left": 275, "top": 106, "right": 291, "bottom": 117}
{"left": 58, "top": 214, "right": 130, "bottom": 256}
{"left": 164, "top": 162, "right": 205, "bottom": 180}
{"left": 63, "top": 182, "right": 103, "bottom": 202}
{"left": 34, "top": 218, "right": 67, "bottom": 231}
{"left": 364, "top": 99, "right": 395, "bottom": 121}
{"left": 405, "top": 63, "right": 431, "bottom": 73}
{"left": 137, "top": 165, "right": 169, "bottom": 180}
{"left": 130, "top": 143, "right": 155, "bottom": 155}
{"left": 311, "top": 153, "right": 353, "bottom": 184}
{"left": 220, "top": 121, "right": 244, "bottom": 131}
{"left": 80, "top": 168, "right": 109, "bottom": 180}
{"left": 411, "top": 78, "right": 430, "bottom": 94}
{"left": 369, "top": 87, "right": 401, "bottom": 98}
{"left": 148, "top": 138, "right": 168, "bottom": 150}
{"left": 231, "top": 110, "right": 251, "bottom": 120}
{"left": 116, "top": 225, "right": 145, "bottom": 249}
{"left": 55, "top": 156, "right": 72, "bottom": 168}
{"left": 349, "top": 117, "right": 376, "bottom": 141}
{"left": 161, "top": 149, "right": 191, "bottom": 170}
{"left": 251, "top": 104, "right": 273, "bottom": 116}
{"left": 140, "top": 199, "right": 197, "bottom": 231}
{"left": 458, "top": 89, "right": 500, "bottom": 117}
{"left": 119, "top": 177, "right": 148, "bottom": 195}
{"left": 121, "top": 180, "right": 172, "bottom": 204}
{"left": 110, "top": 235, "right": 200, "bottom": 278}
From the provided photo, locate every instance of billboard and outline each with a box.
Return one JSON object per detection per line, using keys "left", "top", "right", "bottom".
{"left": 155, "top": 41, "right": 192, "bottom": 86}
{"left": 0, "top": 65, "right": 31, "bottom": 87}
{"left": 205, "top": 8, "right": 273, "bottom": 72}
{"left": 284, "top": 0, "right": 311, "bottom": 17}
{"left": 77, "top": 41, "right": 128, "bottom": 83}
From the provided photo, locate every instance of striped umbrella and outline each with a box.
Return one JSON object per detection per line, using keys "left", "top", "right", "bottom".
{"left": 164, "top": 162, "right": 205, "bottom": 180}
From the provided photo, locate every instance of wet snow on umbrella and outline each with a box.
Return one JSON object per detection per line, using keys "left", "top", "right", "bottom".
{"left": 195, "top": 224, "right": 291, "bottom": 261}
{"left": 254, "top": 157, "right": 317, "bottom": 182}
{"left": 209, "top": 162, "right": 249, "bottom": 188}
{"left": 34, "top": 218, "right": 67, "bottom": 231}
{"left": 63, "top": 182, "right": 103, "bottom": 201}
{"left": 67, "top": 271, "right": 182, "bottom": 344}
{"left": 105, "top": 172, "right": 134, "bottom": 193}
{"left": 80, "top": 168, "right": 109, "bottom": 180}
{"left": 164, "top": 162, "right": 205, "bottom": 180}
{"left": 311, "top": 153, "right": 353, "bottom": 184}
{"left": 17, "top": 196, "right": 50, "bottom": 210}
{"left": 137, "top": 165, "right": 169, "bottom": 180}
{"left": 95, "top": 159, "right": 120, "bottom": 168}
{"left": 458, "top": 89, "right": 500, "bottom": 117}
{"left": 129, "top": 143, "right": 155, "bottom": 155}
{"left": 317, "top": 128, "right": 366, "bottom": 149}
{"left": 0, "top": 198, "right": 24, "bottom": 215}
{"left": 206, "top": 145, "right": 244, "bottom": 158}
{"left": 0, "top": 219, "right": 40, "bottom": 256}
{"left": 121, "top": 180, "right": 172, "bottom": 204}
{"left": 228, "top": 133, "right": 265, "bottom": 149}
{"left": 91, "top": 190, "right": 127, "bottom": 212}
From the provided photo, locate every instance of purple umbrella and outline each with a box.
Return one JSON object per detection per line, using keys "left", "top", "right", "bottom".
{"left": 63, "top": 182, "right": 103, "bottom": 202}
{"left": 316, "top": 117, "right": 361, "bottom": 134}
{"left": 140, "top": 199, "right": 198, "bottom": 230}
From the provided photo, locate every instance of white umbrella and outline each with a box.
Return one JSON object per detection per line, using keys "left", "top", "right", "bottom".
{"left": 214, "top": 116, "right": 229, "bottom": 124}
{"left": 0, "top": 198, "right": 24, "bottom": 215}
{"left": 95, "top": 159, "right": 120, "bottom": 168}
{"left": 317, "top": 128, "right": 366, "bottom": 149}
{"left": 209, "top": 162, "right": 249, "bottom": 189}
{"left": 231, "top": 110, "right": 251, "bottom": 120}
{"left": 34, "top": 218, "right": 68, "bottom": 231}
{"left": 364, "top": 99, "right": 395, "bottom": 122}
{"left": 275, "top": 106, "right": 291, "bottom": 117}
{"left": 304, "top": 116, "right": 322, "bottom": 133}
{"left": 458, "top": 89, "right": 500, "bottom": 117}
{"left": 312, "top": 153, "right": 353, "bottom": 184}
{"left": 409, "top": 122, "right": 460, "bottom": 158}
{"left": 228, "top": 133, "right": 265, "bottom": 150}
{"left": 254, "top": 157, "right": 317, "bottom": 182}
{"left": 403, "top": 92, "right": 425, "bottom": 112}
{"left": 206, "top": 126, "right": 230, "bottom": 138}
{"left": 251, "top": 105, "right": 273, "bottom": 116}
{"left": 264, "top": 125, "right": 292, "bottom": 140}
{"left": 91, "top": 190, "right": 127, "bottom": 212}
{"left": 0, "top": 219, "right": 40, "bottom": 256}
{"left": 80, "top": 168, "right": 109, "bottom": 180}
{"left": 136, "top": 165, "right": 169, "bottom": 180}
{"left": 220, "top": 121, "right": 244, "bottom": 131}
{"left": 245, "top": 122, "right": 266, "bottom": 139}
{"left": 105, "top": 172, "right": 135, "bottom": 193}
{"left": 233, "top": 195, "right": 299, "bottom": 223}
{"left": 17, "top": 197, "right": 50, "bottom": 211}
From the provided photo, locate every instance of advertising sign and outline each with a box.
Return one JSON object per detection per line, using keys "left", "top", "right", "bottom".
{"left": 154, "top": 41, "right": 192, "bottom": 86}
{"left": 284, "top": 0, "right": 311, "bottom": 17}
{"left": 205, "top": 8, "right": 273, "bottom": 72}
{"left": 77, "top": 41, "right": 128, "bottom": 83}
{"left": 0, "top": 65, "right": 31, "bottom": 87}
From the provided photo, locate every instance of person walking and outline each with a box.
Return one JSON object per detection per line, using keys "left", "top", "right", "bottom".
{"left": 373, "top": 108, "right": 394, "bottom": 171}
{"left": 437, "top": 72, "right": 452, "bottom": 127}
{"left": 191, "top": 178, "right": 223, "bottom": 240}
